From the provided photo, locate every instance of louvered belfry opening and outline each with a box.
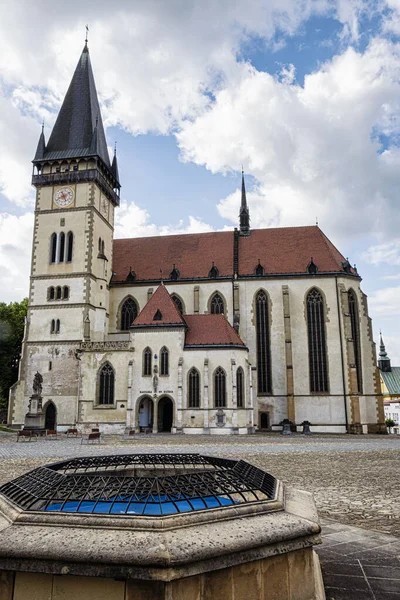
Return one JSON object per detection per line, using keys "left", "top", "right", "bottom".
{"left": 255, "top": 290, "right": 272, "bottom": 395}
{"left": 306, "top": 288, "right": 329, "bottom": 393}
{"left": 348, "top": 289, "right": 363, "bottom": 393}
{"left": 120, "top": 298, "right": 138, "bottom": 330}
{"left": 188, "top": 368, "right": 200, "bottom": 408}
{"left": 99, "top": 362, "right": 114, "bottom": 405}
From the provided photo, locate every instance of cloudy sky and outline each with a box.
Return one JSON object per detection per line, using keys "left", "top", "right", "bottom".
{"left": 1, "top": 0, "right": 400, "bottom": 361}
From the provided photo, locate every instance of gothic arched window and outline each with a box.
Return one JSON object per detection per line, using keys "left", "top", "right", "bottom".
{"left": 58, "top": 232, "right": 65, "bottom": 262}
{"left": 171, "top": 294, "right": 184, "bottom": 315}
{"left": 306, "top": 288, "right": 329, "bottom": 393}
{"left": 348, "top": 289, "right": 363, "bottom": 393}
{"left": 255, "top": 290, "right": 272, "bottom": 394}
{"left": 67, "top": 232, "right": 73, "bottom": 262}
{"left": 56, "top": 286, "right": 62, "bottom": 300}
{"left": 188, "top": 368, "right": 200, "bottom": 408}
{"left": 236, "top": 367, "right": 244, "bottom": 408}
{"left": 63, "top": 286, "right": 69, "bottom": 300}
{"left": 143, "top": 347, "right": 152, "bottom": 376}
{"left": 214, "top": 367, "right": 226, "bottom": 408}
{"left": 50, "top": 233, "right": 57, "bottom": 263}
{"left": 98, "top": 362, "right": 114, "bottom": 405}
{"left": 120, "top": 297, "right": 138, "bottom": 330}
{"left": 48, "top": 287, "right": 55, "bottom": 300}
{"left": 210, "top": 293, "right": 225, "bottom": 315}
{"left": 160, "top": 347, "right": 169, "bottom": 376}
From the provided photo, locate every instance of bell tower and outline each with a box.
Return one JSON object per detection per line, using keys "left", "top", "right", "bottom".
{"left": 9, "top": 42, "right": 120, "bottom": 427}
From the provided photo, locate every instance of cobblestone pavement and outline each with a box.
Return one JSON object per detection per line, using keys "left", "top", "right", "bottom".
{"left": 0, "top": 432, "right": 399, "bottom": 536}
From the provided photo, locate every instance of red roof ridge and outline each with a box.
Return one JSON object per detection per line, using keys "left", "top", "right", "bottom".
{"left": 133, "top": 285, "right": 186, "bottom": 327}
{"left": 184, "top": 314, "right": 245, "bottom": 347}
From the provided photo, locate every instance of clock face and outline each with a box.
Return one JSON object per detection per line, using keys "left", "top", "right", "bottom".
{"left": 100, "top": 195, "right": 108, "bottom": 217}
{"left": 54, "top": 186, "right": 75, "bottom": 207}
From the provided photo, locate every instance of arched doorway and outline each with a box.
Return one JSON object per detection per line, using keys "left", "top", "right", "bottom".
{"left": 138, "top": 397, "right": 154, "bottom": 431}
{"left": 158, "top": 397, "right": 173, "bottom": 432}
{"left": 45, "top": 403, "right": 56, "bottom": 430}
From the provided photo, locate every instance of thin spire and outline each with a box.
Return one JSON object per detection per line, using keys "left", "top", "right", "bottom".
{"left": 239, "top": 168, "right": 250, "bottom": 236}
{"left": 34, "top": 124, "right": 46, "bottom": 161}
{"left": 85, "top": 25, "right": 89, "bottom": 46}
{"left": 111, "top": 141, "right": 120, "bottom": 183}
{"left": 379, "top": 332, "right": 388, "bottom": 358}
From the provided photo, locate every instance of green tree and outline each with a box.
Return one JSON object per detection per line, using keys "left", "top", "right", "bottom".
{"left": 385, "top": 418, "right": 397, "bottom": 433}
{"left": 0, "top": 298, "right": 28, "bottom": 410}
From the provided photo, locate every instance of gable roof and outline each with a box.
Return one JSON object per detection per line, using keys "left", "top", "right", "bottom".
{"left": 35, "top": 45, "right": 110, "bottom": 168}
{"left": 184, "top": 315, "right": 245, "bottom": 347}
{"left": 381, "top": 367, "right": 400, "bottom": 395}
{"left": 132, "top": 285, "right": 186, "bottom": 327}
{"left": 112, "top": 226, "right": 354, "bottom": 283}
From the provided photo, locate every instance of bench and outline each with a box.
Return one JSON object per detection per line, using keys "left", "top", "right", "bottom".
{"left": 16, "top": 430, "right": 37, "bottom": 442}
{"left": 46, "top": 429, "right": 58, "bottom": 439}
{"left": 81, "top": 432, "right": 101, "bottom": 444}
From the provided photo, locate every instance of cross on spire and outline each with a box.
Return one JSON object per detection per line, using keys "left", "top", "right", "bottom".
{"left": 85, "top": 25, "right": 89, "bottom": 46}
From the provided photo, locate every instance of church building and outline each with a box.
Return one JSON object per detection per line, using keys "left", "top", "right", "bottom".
{"left": 8, "top": 43, "right": 386, "bottom": 435}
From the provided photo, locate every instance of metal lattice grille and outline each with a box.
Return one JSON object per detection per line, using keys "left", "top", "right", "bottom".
{"left": 188, "top": 368, "right": 200, "bottom": 408}
{"left": 0, "top": 454, "right": 277, "bottom": 516}
{"left": 348, "top": 289, "right": 363, "bottom": 393}
{"left": 255, "top": 290, "right": 272, "bottom": 394}
{"left": 120, "top": 298, "right": 138, "bottom": 330}
{"left": 99, "top": 362, "right": 114, "bottom": 405}
{"left": 307, "top": 288, "right": 329, "bottom": 393}
{"left": 214, "top": 367, "right": 226, "bottom": 407}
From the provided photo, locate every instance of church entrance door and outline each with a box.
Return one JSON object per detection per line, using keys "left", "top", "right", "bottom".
{"left": 45, "top": 403, "right": 56, "bottom": 430}
{"left": 138, "top": 397, "right": 153, "bottom": 431}
{"left": 158, "top": 397, "right": 173, "bottom": 432}
{"left": 260, "top": 412, "right": 270, "bottom": 430}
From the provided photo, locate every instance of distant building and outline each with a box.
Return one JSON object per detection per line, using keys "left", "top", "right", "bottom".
{"left": 379, "top": 335, "right": 400, "bottom": 434}
{"left": 8, "top": 43, "right": 385, "bottom": 435}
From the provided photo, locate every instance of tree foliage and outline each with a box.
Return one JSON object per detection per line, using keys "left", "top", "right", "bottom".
{"left": 0, "top": 298, "right": 28, "bottom": 407}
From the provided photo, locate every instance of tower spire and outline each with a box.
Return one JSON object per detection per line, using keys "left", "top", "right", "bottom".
{"left": 111, "top": 141, "right": 120, "bottom": 184}
{"left": 378, "top": 332, "right": 391, "bottom": 372}
{"left": 33, "top": 124, "right": 46, "bottom": 161}
{"left": 239, "top": 168, "right": 250, "bottom": 236}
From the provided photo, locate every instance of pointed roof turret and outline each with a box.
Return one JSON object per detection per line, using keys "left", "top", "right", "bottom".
{"left": 38, "top": 44, "right": 110, "bottom": 168}
{"left": 378, "top": 333, "right": 391, "bottom": 372}
{"left": 111, "top": 143, "right": 120, "bottom": 184}
{"left": 34, "top": 124, "right": 46, "bottom": 161}
{"left": 239, "top": 169, "right": 250, "bottom": 236}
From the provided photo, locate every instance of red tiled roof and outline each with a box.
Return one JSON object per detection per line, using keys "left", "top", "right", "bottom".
{"left": 112, "top": 226, "right": 350, "bottom": 281}
{"left": 184, "top": 315, "right": 245, "bottom": 347}
{"left": 132, "top": 285, "right": 186, "bottom": 327}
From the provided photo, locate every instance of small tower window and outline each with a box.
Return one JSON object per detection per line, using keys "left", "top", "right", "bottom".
{"left": 50, "top": 319, "right": 55, "bottom": 334}
{"left": 210, "top": 293, "right": 225, "bottom": 315}
{"left": 188, "top": 368, "right": 200, "bottom": 408}
{"left": 58, "top": 232, "right": 65, "bottom": 262}
{"left": 236, "top": 367, "right": 244, "bottom": 408}
{"left": 67, "top": 232, "right": 73, "bottom": 262}
{"left": 160, "top": 347, "right": 169, "bottom": 376}
{"left": 56, "top": 319, "right": 60, "bottom": 334}
{"left": 214, "top": 367, "right": 226, "bottom": 408}
{"left": 56, "top": 286, "right": 62, "bottom": 300}
{"left": 48, "top": 287, "right": 55, "bottom": 300}
{"left": 143, "top": 347, "right": 152, "bottom": 376}
{"left": 50, "top": 233, "right": 57, "bottom": 263}
{"left": 63, "top": 286, "right": 69, "bottom": 300}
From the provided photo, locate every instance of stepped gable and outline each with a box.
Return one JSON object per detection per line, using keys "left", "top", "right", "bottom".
{"left": 184, "top": 315, "right": 245, "bottom": 347}
{"left": 132, "top": 285, "right": 186, "bottom": 327}
{"left": 112, "top": 231, "right": 233, "bottom": 282}
{"left": 112, "top": 226, "right": 353, "bottom": 282}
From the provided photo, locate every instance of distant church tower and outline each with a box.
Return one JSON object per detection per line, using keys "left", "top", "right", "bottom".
{"left": 8, "top": 41, "right": 120, "bottom": 426}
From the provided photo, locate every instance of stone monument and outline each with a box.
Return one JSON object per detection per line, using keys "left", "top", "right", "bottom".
{"left": 23, "top": 372, "right": 43, "bottom": 431}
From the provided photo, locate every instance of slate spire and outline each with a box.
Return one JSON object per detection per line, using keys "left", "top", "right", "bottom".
{"left": 33, "top": 124, "right": 46, "bottom": 161}
{"left": 239, "top": 169, "right": 250, "bottom": 236}
{"left": 43, "top": 44, "right": 110, "bottom": 168}
{"left": 111, "top": 143, "right": 120, "bottom": 184}
{"left": 378, "top": 333, "right": 391, "bottom": 372}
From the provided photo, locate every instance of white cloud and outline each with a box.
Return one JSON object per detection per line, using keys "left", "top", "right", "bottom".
{"left": 363, "top": 240, "right": 400, "bottom": 265}
{"left": 0, "top": 213, "right": 33, "bottom": 303}
{"left": 368, "top": 285, "right": 400, "bottom": 316}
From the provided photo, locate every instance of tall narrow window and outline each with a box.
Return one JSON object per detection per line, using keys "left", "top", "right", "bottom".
{"left": 214, "top": 367, "right": 226, "bottom": 408}
{"left": 348, "top": 289, "right": 363, "bottom": 393}
{"left": 160, "top": 347, "right": 169, "bottom": 376}
{"left": 307, "top": 288, "right": 329, "bottom": 393}
{"left": 50, "top": 319, "right": 55, "bottom": 334}
{"left": 255, "top": 290, "right": 272, "bottom": 394}
{"left": 58, "top": 232, "right": 65, "bottom": 262}
{"left": 188, "top": 368, "right": 200, "bottom": 408}
{"left": 63, "top": 286, "right": 69, "bottom": 300}
{"left": 236, "top": 367, "right": 244, "bottom": 408}
{"left": 143, "top": 347, "right": 152, "bottom": 376}
{"left": 49, "top": 287, "right": 55, "bottom": 300}
{"left": 98, "top": 362, "right": 114, "bottom": 405}
{"left": 56, "top": 319, "right": 60, "bottom": 334}
{"left": 56, "top": 286, "right": 62, "bottom": 300}
{"left": 67, "top": 232, "right": 73, "bottom": 262}
{"left": 50, "top": 233, "right": 57, "bottom": 263}
{"left": 120, "top": 298, "right": 138, "bottom": 330}
{"left": 171, "top": 294, "right": 184, "bottom": 314}
{"left": 210, "top": 293, "right": 225, "bottom": 315}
